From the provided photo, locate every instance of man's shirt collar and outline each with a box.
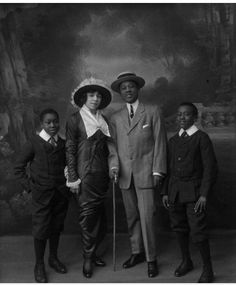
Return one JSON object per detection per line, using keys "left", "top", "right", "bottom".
{"left": 126, "top": 99, "right": 139, "bottom": 115}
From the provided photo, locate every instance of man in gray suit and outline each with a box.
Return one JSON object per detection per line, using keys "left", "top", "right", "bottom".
{"left": 109, "top": 72, "right": 167, "bottom": 278}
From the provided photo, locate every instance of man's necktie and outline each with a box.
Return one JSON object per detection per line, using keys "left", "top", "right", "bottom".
{"left": 181, "top": 131, "right": 188, "bottom": 138}
{"left": 130, "top": 104, "right": 134, "bottom": 119}
{"left": 49, "top": 136, "right": 57, "bottom": 147}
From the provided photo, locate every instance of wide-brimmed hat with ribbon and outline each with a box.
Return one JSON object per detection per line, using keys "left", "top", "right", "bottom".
{"left": 71, "top": 77, "right": 112, "bottom": 109}
{"left": 111, "top": 71, "right": 145, "bottom": 93}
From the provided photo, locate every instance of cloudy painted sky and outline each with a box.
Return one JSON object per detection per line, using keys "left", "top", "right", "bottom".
{"left": 15, "top": 3, "right": 209, "bottom": 112}
{"left": 77, "top": 10, "right": 167, "bottom": 86}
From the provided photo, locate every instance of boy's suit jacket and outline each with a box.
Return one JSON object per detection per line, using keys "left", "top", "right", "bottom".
{"left": 14, "top": 135, "right": 70, "bottom": 206}
{"left": 162, "top": 130, "right": 218, "bottom": 203}
{"left": 110, "top": 103, "right": 167, "bottom": 189}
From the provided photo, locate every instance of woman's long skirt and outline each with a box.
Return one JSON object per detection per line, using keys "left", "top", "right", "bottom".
{"left": 75, "top": 172, "right": 109, "bottom": 259}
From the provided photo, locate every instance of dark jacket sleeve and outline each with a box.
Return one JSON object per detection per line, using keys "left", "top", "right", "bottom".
{"left": 199, "top": 133, "right": 218, "bottom": 197}
{"left": 65, "top": 114, "right": 80, "bottom": 183}
{"left": 14, "top": 140, "right": 35, "bottom": 193}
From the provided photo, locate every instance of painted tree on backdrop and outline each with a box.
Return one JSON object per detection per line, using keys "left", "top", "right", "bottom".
{"left": 132, "top": 4, "right": 235, "bottom": 118}
{"left": 0, "top": 5, "right": 36, "bottom": 231}
{"left": 0, "top": 4, "right": 91, "bottom": 232}
{"left": 0, "top": 5, "right": 35, "bottom": 151}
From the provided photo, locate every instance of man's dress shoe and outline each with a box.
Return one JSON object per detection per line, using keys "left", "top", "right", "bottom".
{"left": 174, "top": 259, "right": 194, "bottom": 277}
{"left": 48, "top": 257, "right": 67, "bottom": 274}
{"left": 34, "top": 263, "right": 48, "bottom": 283}
{"left": 148, "top": 260, "right": 158, "bottom": 278}
{"left": 123, "top": 253, "right": 145, "bottom": 269}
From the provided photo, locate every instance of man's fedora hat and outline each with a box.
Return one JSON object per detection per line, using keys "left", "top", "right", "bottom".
{"left": 111, "top": 71, "right": 145, "bottom": 93}
{"left": 71, "top": 77, "right": 112, "bottom": 109}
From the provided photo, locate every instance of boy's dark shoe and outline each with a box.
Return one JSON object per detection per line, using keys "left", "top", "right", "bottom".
{"left": 175, "top": 259, "right": 194, "bottom": 277}
{"left": 83, "top": 258, "right": 93, "bottom": 278}
{"left": 175, "top": 233, "right": 193, "bottom": 277}
{"left": 93, "top": 256, "right": 106, "bottom": 267}
{"left": 198, "top": 265, "right": 214, "bottom": 283}
{"left": 34, "top": 263, "right": 48, "bottom": 283}
{"left": 123, "top": 253, "right": 145, "bottom": 268}
{"left": 48, "top": 256, "right": 67, "bottom": 274}
{"left": 147, "top": 260, "right": 158, "bottom": 278}
{"left": 196, "top": 239, "right": 214, "bottom": 283}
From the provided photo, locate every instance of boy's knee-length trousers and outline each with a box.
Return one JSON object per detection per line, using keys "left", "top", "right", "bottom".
{"left": 169, "top": 201, "right": 208, "bottom": 243}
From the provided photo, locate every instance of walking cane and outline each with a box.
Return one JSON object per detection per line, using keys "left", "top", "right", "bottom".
{"left": 112, "top": 173, "right": 118, "bottom": 271}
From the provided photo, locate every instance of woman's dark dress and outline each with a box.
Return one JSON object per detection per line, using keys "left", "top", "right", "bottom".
{"left": 66, "top": 111, "right": 110, "bottom": 259}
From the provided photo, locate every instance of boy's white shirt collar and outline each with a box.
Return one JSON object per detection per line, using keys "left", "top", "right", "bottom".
{"left": 179, "top": 124, "right": 198, "bottom": 137}
{"left": 80, "top": 104, "right": 110, "bottom": 138}
{"left": 39, "top": 129, "right": 58, "bottom": 142}
{"left": 126, "top": 99, "right": 139, "bottom": 115}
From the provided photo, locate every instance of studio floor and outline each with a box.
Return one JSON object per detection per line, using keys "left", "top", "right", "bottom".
{"left": 0, "top": 230, "right": 235, "bottom": 283}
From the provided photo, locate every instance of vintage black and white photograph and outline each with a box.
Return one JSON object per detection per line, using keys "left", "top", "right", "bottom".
{"left": 0, "top": 2, "right": 235, "bottom": 283}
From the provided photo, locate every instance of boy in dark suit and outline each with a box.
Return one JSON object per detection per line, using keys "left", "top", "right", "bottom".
{"left": 162, "top": 102, "right": 218, "bottom": 283}
{"left": 14, "top": 108, "right": 70, "bottom": 283}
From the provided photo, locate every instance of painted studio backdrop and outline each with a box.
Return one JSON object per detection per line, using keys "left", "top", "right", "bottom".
{"left": 0, "top": 3, "right": 235, "bottom": 235}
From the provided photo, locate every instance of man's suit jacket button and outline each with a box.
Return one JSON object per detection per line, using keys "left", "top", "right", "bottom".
{"left": 178, "top": 157, "right": 182, "bottom": 161}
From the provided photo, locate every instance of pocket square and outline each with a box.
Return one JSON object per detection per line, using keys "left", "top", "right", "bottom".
{"left": 143, "top": 124, "right": 149, "bottom": 128}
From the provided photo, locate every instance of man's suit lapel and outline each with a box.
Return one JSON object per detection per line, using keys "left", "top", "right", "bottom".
{"left": 128, "top": 103, "right": 145, "bottom": 134}
{"left": 120, "top": 106, "right": 130, "bottom": 132}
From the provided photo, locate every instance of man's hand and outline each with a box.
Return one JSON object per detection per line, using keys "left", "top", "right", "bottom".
{"left": 110, "top": 168, "right": 119, "bottom": 182}
{"left": 153, "top": 175, "right": 163, "bottom": 188}
{"left": 194, "top": 196, "right": 207, "bottom": 213}
{"left": 69, "top": 185, "right": 80, "bottom": 194}
{"left": 162, "top": 195, "right": 169, "bottom": 209}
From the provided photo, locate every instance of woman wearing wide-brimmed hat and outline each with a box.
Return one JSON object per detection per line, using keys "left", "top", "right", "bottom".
{"left": 65, "top": 77, "right": 118, "bottom": 278}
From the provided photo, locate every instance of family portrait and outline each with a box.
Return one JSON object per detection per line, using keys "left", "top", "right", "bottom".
{"left": 0, "top": 2, "right": 235, "bottom": 283}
